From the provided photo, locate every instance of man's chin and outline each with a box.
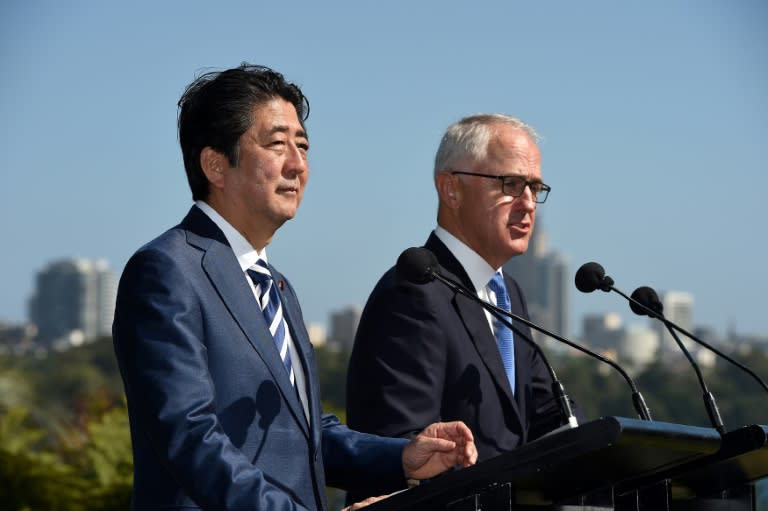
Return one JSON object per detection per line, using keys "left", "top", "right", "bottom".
{"left": 277, "top": 202, "right": 300, "bottom": 221}
{"left": 506, "top": 241, "right": 530, "bottom": 258}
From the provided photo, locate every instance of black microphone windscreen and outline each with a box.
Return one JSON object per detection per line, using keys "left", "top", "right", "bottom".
{"left": 575, "top": 262, "right": 606, "bottom": 293}
{"left": 630, "top": 286, "right": 664, "bottom": 316}
{"left": 396, "top": 247, "right": 438, "bottom": 285}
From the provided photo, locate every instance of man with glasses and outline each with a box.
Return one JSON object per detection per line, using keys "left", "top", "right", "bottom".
{"left": 346, "top": 114, "right": 579, "bottom": 500}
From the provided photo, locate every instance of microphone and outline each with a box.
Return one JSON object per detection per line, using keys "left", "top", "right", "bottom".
{"left": 397, "top": 247, "right": 652, "bottom": 422}
{"left": 577, "top": 260, "right": 768, "bottom": 392}
{"left": 629, "top": 284, "right": 768, "bottom": 395}
{"left": 632, "top": 286, "right": 726, "bottom": 434}
{"left": 574, "top": 261, "right": 614, "bottom": 293}
{"left": 629, "top": 286, "right": 662, "bottom": 316}
{"left": 575, "top": 262, "right": 727, "bottom": 433}
{"left": 397, "top": 247, "right": 578, "bottom": 430}
{"left": 396, "top": 247, "right": 438, "bottom": 284}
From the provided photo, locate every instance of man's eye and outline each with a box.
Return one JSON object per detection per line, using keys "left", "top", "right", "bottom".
{"left": 503, "top": 177, "right": 525, "bottom": 188}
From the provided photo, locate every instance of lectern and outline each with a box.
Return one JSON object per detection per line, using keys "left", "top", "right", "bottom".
{"left": 363, "top": 417, "right": 768, "bottom": 511}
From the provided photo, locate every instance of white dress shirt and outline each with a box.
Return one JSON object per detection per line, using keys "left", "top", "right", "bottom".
{"left": 434, "top": 225, "right": 506, "bottom": 335}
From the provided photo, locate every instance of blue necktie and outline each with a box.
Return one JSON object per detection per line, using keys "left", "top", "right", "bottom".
{"left": 247, "top": 260, "right": 294, "bottom": 385}
{"left": 488, "top": 273, "right": 516, "bottom": 394}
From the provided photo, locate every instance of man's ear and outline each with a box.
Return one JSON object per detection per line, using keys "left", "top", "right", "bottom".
{"left": 436, "top": 171, "right": 461, "bottom": 209}
{"left": 200, "top": 147, "right": 227, "bottom": 188}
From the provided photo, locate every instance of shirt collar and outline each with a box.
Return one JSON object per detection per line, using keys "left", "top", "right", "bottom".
{"left": 195, "top": 200, "right": 266, "bottom": 271}
{"left": 434, "top": 225, "right": 500, "bottom": 292}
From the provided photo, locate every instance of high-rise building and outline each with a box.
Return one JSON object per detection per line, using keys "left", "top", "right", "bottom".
{"left": 581, "top": 313, "right": 659, "bottom": 373}
{"left": 621, "top": 324, "right": 660, "bottom": 372}
{"left": 538, "top": 252, "right": 570, "bottom": 336}
{"left": 651, "top": 290, "right": 694, "bottom": 359}
{"left": 28, "top": 258, "right": 116, "bottom": 347}
{"left": 328, "top": 305, "right": 362, "bottom": 351}
{"left": 582, "top": 313, "right": 624, "bottom": 352}
{"left": 502, "top": 218, "right": 570, "bottom": 338}
{"left": 305, "top": 322, "right": 328, "bottom": 347}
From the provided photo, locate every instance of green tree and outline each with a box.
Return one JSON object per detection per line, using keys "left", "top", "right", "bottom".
{"left": 0, "top": 407, "right": 90, "bottom": 511}
{"left": 315, "top": 344, "right": 351, "bottom": 415}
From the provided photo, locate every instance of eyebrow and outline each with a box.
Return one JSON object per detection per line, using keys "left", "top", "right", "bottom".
{"left": 504, "top": 174, "right": 543, "bottom": 183}
{"left": 268, "top": 125, "right": 309, "bottom": 141}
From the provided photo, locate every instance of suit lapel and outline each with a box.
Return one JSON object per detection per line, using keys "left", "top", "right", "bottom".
{"left": 426, "top": 234, "right": 525, "bottom": 434}
{"left": 182, "top": 207, "right": 310, "bottom": 439}
{"left": 270, "top": 270, "right": 321, "bottom": 445}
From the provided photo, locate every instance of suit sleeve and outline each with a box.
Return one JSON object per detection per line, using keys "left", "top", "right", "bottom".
{"left": 347, "top": 272, "right": 448, "bottom": 439}
{"left": 321, "top": 414, "right": 409, "bottom": 495}
{"left": 113, "top": 248, "right": 311, "bottom": 511}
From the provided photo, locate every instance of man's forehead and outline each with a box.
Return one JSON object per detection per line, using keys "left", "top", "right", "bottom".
{"left": 488, "top": 126, "right": 536, "bottom": 149}
{"left": 250, "top": 100, "right": 307, "bottom": 136}
{"left": 486, "top": 130, "right": 539, "bottom": 162}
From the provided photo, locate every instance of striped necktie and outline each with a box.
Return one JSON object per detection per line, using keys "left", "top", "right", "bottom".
{"left": 488, "top": 272, "right": 516, "bottom": 394}
{"left": 247, "top": 260, "right": 294, "bottom": 386}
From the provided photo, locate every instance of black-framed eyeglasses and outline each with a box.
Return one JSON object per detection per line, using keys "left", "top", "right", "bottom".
{"left": 450, "top": 171, "right": 551, "bottom": 203}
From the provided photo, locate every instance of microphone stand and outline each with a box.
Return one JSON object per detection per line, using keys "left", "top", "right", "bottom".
{"left": 610, "top": 286, "right": 727, "bottom": 433}
{"left": 620, "top": 286, "right": 768, "bottom": 396}
{"left": 430, "top": 271, "right": 653, "bottom": 422}
{"left": 666, "top": 323, "right": 726, "bottom": 434}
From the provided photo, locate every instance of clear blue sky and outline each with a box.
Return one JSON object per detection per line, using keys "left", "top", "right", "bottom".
{"left": 1, "top": 0, "right": 766, "bottom": 338}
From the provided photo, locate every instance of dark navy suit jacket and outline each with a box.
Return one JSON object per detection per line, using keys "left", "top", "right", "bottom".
{"left": 347, "top": 233, "right": 578, "bottom": 498}
{"left": 113, "top": 206, "right": 407, "bottom": 511}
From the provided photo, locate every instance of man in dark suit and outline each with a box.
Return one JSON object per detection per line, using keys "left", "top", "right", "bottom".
{"left": 112, "top": 64, "right": 476, "bottom": 511}
{"left": 347, "top": 114, "right": 579, "bottom": 497}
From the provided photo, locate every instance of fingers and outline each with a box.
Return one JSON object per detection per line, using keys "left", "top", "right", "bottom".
{"left": 444, "top": 420, "right": 475, "bottom": 442}
{"left": 462, "top": 438, "right": 478, "bottom": 466}
{"left": 426, "top": 421, "right": 477, "bottom": 466}
{"left": 402, "top": 420, "right": 478, "bottom": 480}
{"left": 416, "top": 435, "right": 457, "bottom": 452}
{"left": 424, "top": 420, "right": 474, "bottom": 442}
{"left": 343, "top": 494, "right": 389, "bottom": 510}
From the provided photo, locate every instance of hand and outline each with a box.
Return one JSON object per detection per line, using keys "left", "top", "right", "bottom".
{"left": 402, "top": 421, "right": 477, "bottom": 481}
{"left": 341, "top": 494, "right": 388, "bottom": 510}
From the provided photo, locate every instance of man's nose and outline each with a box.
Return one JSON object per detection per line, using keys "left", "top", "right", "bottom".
{"left": 516, "top": 184, "right": 537, "bottom": 210}
{"left": 285, "top": 144, "right": 308, "bottom": 175}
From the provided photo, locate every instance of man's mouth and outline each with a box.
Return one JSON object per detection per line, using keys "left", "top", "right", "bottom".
{"left": 277, "top": 184, "right": 299, "bottom": 194}
{"left": 508, "top": 219, "right": 531, "bottom": 233}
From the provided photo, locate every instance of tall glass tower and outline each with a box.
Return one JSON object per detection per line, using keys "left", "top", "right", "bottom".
{"left": 29, "top": 258, "right": 116, "bottom": 347}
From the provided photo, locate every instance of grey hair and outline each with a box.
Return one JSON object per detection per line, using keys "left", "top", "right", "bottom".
{"left": 433, "top": 114, "right": 539, "bottom": 177}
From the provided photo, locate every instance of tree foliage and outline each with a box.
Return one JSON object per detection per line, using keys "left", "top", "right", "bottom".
{"left": 315, "top": 344, "right": 351, "bottom": 420}
{"left": 1, "top": 336, "right": 767, "bottom": 509}
{"left": 546, "top": 348, "right": 768, "bottom": 429}
{"left": 0, "top": 338, "right": 131, "bottom": 510}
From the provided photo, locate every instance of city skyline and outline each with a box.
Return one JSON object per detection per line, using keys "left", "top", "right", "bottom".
{"left": 12, "top": 248, "right": 767, "bottom": 346}
{"left": 2, "top": 1, "right": 767, "bottom": 338}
